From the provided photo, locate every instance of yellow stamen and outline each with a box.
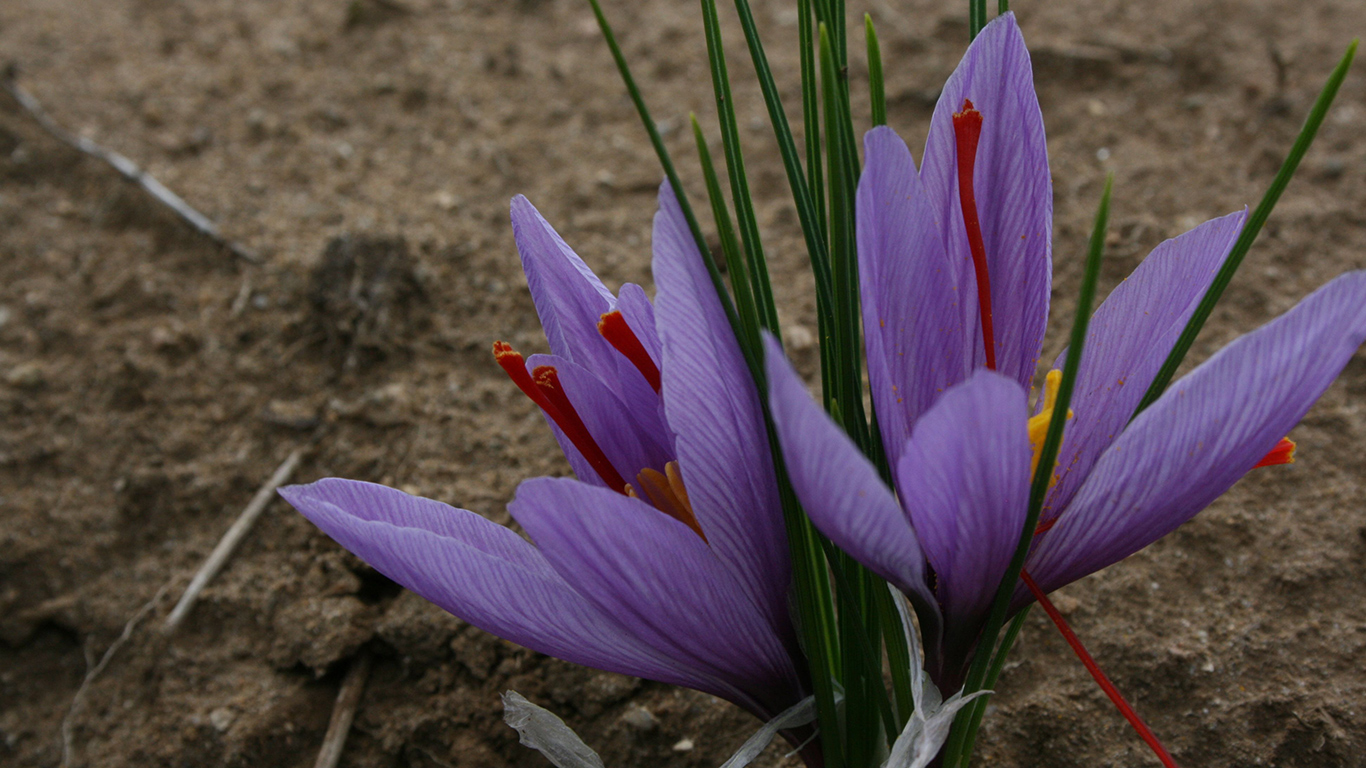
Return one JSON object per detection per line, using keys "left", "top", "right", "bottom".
{"left": 634, "top": 461, "right": 707, "bottom": 542}
{"left": 1028, "top": 369, "right": 1073, "bottom": 485}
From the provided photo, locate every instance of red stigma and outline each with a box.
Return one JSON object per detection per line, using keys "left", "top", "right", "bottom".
{"left": 1021, "top": 570, "right": 1181, "bottom": 768}
{"left": 1253, "top": 436, "right": 1295, "bottom": 468}
{"left": 953, "top": 99, "right": 997, "bottom": 371}
{"left": 598, "top": 310, "right": 662, "bottom": 393}
{"left": 493, "top": 341, "right": 629, "bottom": 494}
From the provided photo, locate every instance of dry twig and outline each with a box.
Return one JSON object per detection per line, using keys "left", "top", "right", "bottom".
{"left": 1, "top": 65, "right": 260, "bottom": 263}
{"left": 163, "top": 447, "right": 305, "bottom": 633}
{"left": 313, "top": 651, "right": 374, "bottom": 768}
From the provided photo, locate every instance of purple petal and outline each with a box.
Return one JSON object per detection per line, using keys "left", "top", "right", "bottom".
{"left": 764, "top": 335, "right": 939, "bottom": 615}
{"left": 652, "top": 182, "right": 791, "bottom": 630}
{"left": 510, "top": 196, "right": 658, "bottom": 411}
{"left": 858, "top": 126, "right": 975, "bottom": 470}
{"left": 1042, "top": 210, "right": 1247, "bottom": 517}
{"left": 919, "top": 12, "right": 1052, "bottom": 391}
{"left": 280, "top": 479, "right": 734, "bottom": 697}
{"left": 510, "top": 476, "right": 804, "bottom": 717}
{"left": 524, "top": 353, "right": 673, "bottom": 493}
{"left": 895, "top": 370, "right": 1030, "bottom": 649}
{"left": 1026, "top": 272, "right": 1366, "bottom": 594}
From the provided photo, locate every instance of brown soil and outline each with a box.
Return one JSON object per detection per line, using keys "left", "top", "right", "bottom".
{"left": 2, "top": 0, "right": 1364, "bottom": 766}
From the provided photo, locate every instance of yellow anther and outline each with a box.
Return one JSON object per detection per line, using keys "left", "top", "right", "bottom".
{"left": 634, "top": 461, "right": 706, "bottom": 542}
{"left": 1028, "top": 369, "right": 1073, "bottom": 484}
{"left": 664, "top": 461, "right": 692, "bottom": 511}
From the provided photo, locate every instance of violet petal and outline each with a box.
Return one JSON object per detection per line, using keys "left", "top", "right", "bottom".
{"left": 919, "top": 12, "right": 1052, "bottom": 391}
{"left": 895, "top": 370, "right": 1030, "bottom": 648}
{"left": 652, "top": 182, "right": 791, "bottom": 631}
{"left": 1026, "top": 272, "right": 1366, "bottom": 593}
{"left": 511, "top": 476, "right": 804, "bottom": 718}
{"left": 1042, "top": 210, "right": 1247, "bottom": 516}
{"left": 859, "top": 126, "right": 975, "bottom": 470}
{"left": 764, "top": 334, "right": 939, "bottom": 615}
{"left": 280, "top": 479, "right": 733, "bottom": 697}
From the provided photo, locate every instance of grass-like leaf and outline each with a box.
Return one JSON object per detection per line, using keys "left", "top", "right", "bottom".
{"left": 692, "top": 116, "right": 762, "bottom": 355}
{"left": 866, "top": 15, "right": 886, "bottom": 127}
{"left": 697, "top": 0, "right": 779, "bottom": 334}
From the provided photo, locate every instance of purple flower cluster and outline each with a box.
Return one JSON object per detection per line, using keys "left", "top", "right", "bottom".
{"left": 280, "top": 11, "right": 1366, "bottom": 750}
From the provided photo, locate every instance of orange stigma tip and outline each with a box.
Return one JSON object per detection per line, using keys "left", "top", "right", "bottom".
{"left": 1254, "top": 436, "right": 1296, "bottom": 469}
{"left": 952, "top": 99, "right": 996, "bottom": 371}
{"left": 493, "top": 341, "right": 548, "bottom": 409}
{"left": 598, "top": 311, "right": 662, "bottom": 393}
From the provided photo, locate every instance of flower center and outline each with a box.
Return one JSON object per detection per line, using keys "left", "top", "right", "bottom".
{"left": 953, "top": 98, "right": 997, "bottom": 371}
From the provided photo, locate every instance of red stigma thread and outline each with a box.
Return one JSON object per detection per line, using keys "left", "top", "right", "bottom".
{"left": 598, "top": 311, "right": 662, "bottom": 393}
{"left": 1254, "top": 436, "right": 1296, "bottom": 468}
{"left": 1021, "top": 570, "right": 1181, "bottom": 768}
{"left": 493, "top": 342, "right": 629, "bottom": 494}
{"left": 953, "top": 99, "right": 997, "bottom": 371}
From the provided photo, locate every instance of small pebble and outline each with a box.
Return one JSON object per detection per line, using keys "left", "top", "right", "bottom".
{"left": 785, "top": 324, "right": 816, "bottom": 351}
{"left": 621, "top": 705, "right": 658, "bottom": 732}
{"left": 4, "top": 363, "right": 44, "bottom": 389}
{"left": 208, "top": 707, "right": 235, "bottom": 732}
{"left": 672, "top": 738, "right": 695, "bottom": 752}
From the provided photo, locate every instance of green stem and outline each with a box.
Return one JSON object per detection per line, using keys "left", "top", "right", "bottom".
{"left": 952, "top": 608, "right": 1030, "bottom": 767}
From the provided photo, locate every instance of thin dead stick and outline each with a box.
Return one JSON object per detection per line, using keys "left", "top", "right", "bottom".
{"left": 314, "top": 651, "right": 374, "bottom": 768}
{"left": 61, "top": 582, "right": 173, "bottom": 768}
{"left": 163, "top": 447, "right": 304, "bottom": 633}
{"left": 1, "top": 66, "right": 260, "bottom": 264}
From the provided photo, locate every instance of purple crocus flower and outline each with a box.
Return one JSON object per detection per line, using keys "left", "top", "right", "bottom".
{"left": 281, "top": 183, "right": 813, "bottom": 730}
{"left": 764, "top": 12, "right": 1366, "bottom": 691}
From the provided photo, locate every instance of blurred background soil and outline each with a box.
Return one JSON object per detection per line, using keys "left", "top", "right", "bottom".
{"left": 2, "top": 0, "right": 1365, "bottom": 765}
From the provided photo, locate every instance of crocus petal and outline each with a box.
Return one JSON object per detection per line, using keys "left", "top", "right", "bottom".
{"left": 525, "top": 353, "right": 672, "bottom": 492}
{"left": 764, "top": 335, "right": 939, "bottom": 615}
{"left": 895, "top": 370, "right": 1030, "bottom": 651}
{"left": 510, "top": 196, "right": 658, "bottom": 411}
{"left": 1042, "top": 210, "right": 1247, "bottom": 516}
{"left": 1026, "top": 272, "right": 1366, "bottom": 594}
{"left": 652, "top": 182, "right": 791, "bottom": 631}
{"left": 510, "top": 476, "right": 804, "bottom": 718}
{"left": 280, "top": 479, "right": 732, "bottom": 697}
{"left": 919, "top": 12, "right": 1052, "bottom": 390}
{"left": 859, "top": 126, "right": 975, "bottom": 470}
